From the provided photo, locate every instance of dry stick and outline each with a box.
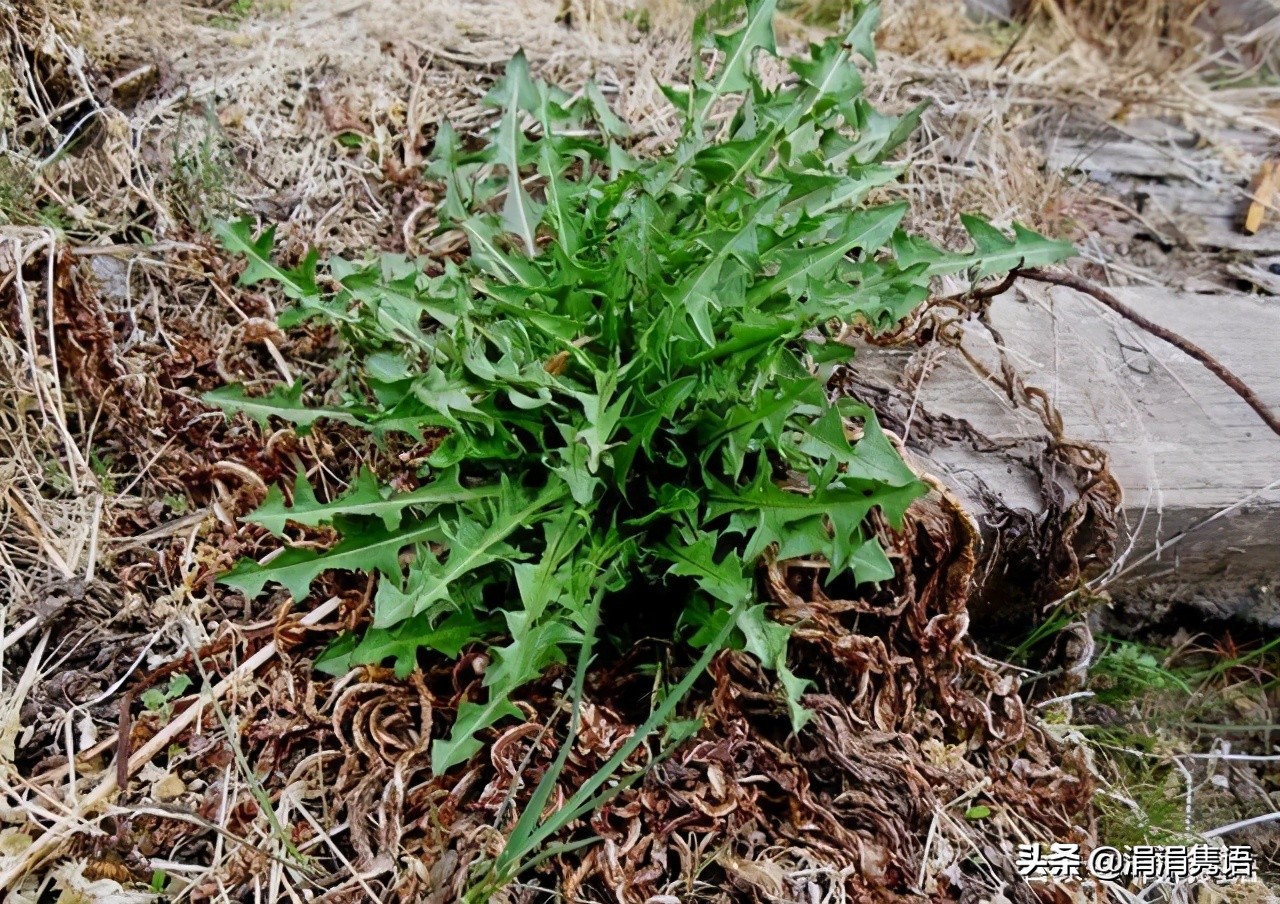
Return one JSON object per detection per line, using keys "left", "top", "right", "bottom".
{"left": 1017, "top": 267, "right": 1280, "bottom": 439}
{"left": 0, "top": 596, "right": 342, "bottom": 891}
{"left": 0, "top": 615, "right": 41, "bottom": 657}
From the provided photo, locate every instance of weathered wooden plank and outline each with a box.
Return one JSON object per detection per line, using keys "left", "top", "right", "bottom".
{"left": 1045, "top": 118, "right": 1273, "bottom": 180}
{"left": 1042, "top": 120, "right": 1280, "bottom": 253}
{"left": 1046, "top": 135, "right": 1202, "bottom": 181}
{"left": 854, "top": 285, "right": 1280, "bottom": 622}
{"left": 1229, "top": 256, "right": 1280, "bottom": 295}
{"left": 1126, "top": 182, "right": 1280, "bottom": 253}
{"left": 965, "top": 0, "right": 1278, "bottom": 33}
{"left": 963, "top": 0, "right": 1014, "bottom": 21}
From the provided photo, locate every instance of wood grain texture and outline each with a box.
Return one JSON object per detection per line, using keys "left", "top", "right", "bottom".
{"left": 855, "top": 285, "right": 1280, "bottom": 621}
{"left": 1135, "top": 183, "right": 1280, "bottom": 254}
{"left": 1043, "top": 118, "right": 1280, "bottom": 253}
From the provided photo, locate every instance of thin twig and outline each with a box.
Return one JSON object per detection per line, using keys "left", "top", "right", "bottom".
{"left": 0, "top": 615, "right": 41, "bottom": 656}
{"left": 1017, "top": 267, "right": 1280, "bottom": 439}
{"left": 116, "top": 691, "right": 133, "bottom": 792}
{"left": 1203, "top": 810, "right": 1280, "bottom": 839}
{"left": 964, "top": 267, "right": 1020, "bottom": 303}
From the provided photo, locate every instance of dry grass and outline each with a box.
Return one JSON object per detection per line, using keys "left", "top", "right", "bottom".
{"left": 2, "top": 0, "right": 1278, "bottom": 899}
{"left": 1028, "top": 0, "right": 1206, "bottom": 63}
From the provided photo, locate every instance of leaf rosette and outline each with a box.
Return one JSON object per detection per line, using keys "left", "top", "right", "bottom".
{"left": 208, "top": 0, "right": 1072, "bottom": 775}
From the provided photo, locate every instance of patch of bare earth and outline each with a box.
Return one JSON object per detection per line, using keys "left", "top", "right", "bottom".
{"left": 1, "top": 0, "right": 1277, "bottom": 900}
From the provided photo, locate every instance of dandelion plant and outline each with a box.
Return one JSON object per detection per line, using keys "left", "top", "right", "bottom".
{"left": 208, "top": 0, "right": 1072, "bottom": 777}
